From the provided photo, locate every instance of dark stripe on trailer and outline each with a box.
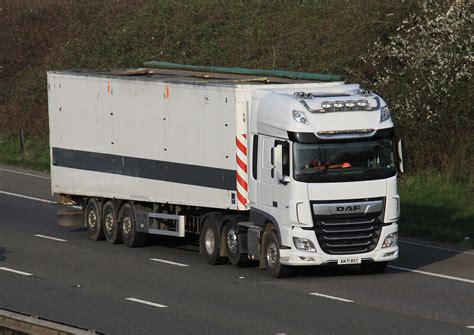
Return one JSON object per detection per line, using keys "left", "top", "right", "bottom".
{"left": 52, "top": 147, "right": 237, "bottom": 191}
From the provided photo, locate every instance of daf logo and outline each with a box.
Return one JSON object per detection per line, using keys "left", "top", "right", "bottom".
{"left": 336, "top": 205, "right": 361, "bottom": 212}
{"left": 313, "top": 200, "right": 383, "bottom": 216}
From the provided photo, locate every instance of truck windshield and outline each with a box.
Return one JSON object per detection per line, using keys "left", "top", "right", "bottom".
{"left": 293, "top": 138, "right": 396, "bottom": 183}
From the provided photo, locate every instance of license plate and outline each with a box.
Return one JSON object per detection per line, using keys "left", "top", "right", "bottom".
{"left": 337, "top": 257, "right": 361, "bottom": 265}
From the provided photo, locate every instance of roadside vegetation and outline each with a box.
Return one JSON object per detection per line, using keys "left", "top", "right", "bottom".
{"left": 0, "top": 0, "right": 472, "bottom": 247}
{"left": 0, "top": 135, "right": 49, "bottom": 172}
{"left": 400, "top": 173, "right": 474, "bottom": 248}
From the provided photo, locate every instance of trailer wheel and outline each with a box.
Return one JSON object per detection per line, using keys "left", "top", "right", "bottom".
{"left": 118, "top": 203, "right": 147, "bottom": 248}
{"left": 84, "top": 198, "right": 105, "bottom": 241}
{"left": 200, "top": 218, "right": 227, "bottom": 265}
{"left": 102, "top": 201, "right": 122, "bottom": 244}
{"left": 224, "top": 221, "right": 249, "bottom": 266}
{"left": 263, "top": 230, "right": 292, "bottom": 278}
{"left": 361, "top": 261, "right": 388, "bottom": 274}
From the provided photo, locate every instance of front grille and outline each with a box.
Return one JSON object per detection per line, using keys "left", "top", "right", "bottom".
{"left": 311, "top": 199, "right": 384, "bottom": 255}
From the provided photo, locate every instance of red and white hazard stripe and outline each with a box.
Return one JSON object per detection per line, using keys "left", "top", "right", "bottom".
{"left": 236, "top": 133, "right": 249, "bottom": 209}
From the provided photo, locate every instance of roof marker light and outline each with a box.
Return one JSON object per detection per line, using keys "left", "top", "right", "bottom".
{"left": 334, "top": 101, "right": 345, "bottom": 109}
{"left": 356, "top": 99, "right": 369, "bottom": 108}
{"left": 293, "top": 111, "right": 310, "bottom": 125}
{"left": 345, "top": 100, "right": 356, "bottom": 109}
{"left": 321, "top": 101, "right": 333, "bottom": 109}
{"left": 380, "top": 106, "right": 391, "bottom": 122}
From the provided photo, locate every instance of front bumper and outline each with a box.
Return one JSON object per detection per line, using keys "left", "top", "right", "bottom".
{"left": 279, "top": 223, "right": 399, "bottom": 266}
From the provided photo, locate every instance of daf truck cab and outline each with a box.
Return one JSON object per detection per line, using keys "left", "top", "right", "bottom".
{"left": 242, "top": 85, "right": 402, "bottom": 277}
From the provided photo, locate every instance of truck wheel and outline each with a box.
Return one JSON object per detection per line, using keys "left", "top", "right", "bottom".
{"left": 263, "top": 230, "right": 292, "bottom": 278}
{"left": 224, "top": 221, "right": 249, "bottom": 266}
{"left": 361, "top": 261, "right": 388, "bottom": 274}
{"left": 84, "top": 198, "right": 105, "bottom": 241}
{"left": 102, "top": 201, "right": 122, "bottom": 244}
{"left": 200, "top": 219, "right": 227, "bottom": 265}
{"left": 118, "top": 203, "right": 147, "bottom": 248}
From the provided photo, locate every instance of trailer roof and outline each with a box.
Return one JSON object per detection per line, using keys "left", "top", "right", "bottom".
{"left": 51, "top": 68, "right": 333, "bottom": 86}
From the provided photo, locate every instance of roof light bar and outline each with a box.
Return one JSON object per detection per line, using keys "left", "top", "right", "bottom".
{"left": 300, "top": 96, "right": 381, "bottom": 113}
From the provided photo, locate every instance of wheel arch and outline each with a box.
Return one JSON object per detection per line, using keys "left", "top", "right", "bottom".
{"left": 249, "top": 208, "right": 284, "bottom": 246}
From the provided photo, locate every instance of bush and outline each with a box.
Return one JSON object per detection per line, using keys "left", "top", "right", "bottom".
{"left": 360, "top": 0, "right": 473, "bottom": 182}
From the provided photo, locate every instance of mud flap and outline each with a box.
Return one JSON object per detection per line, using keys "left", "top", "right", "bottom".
{"left": 58, "top": 207, "right": 83, "bottom": 227}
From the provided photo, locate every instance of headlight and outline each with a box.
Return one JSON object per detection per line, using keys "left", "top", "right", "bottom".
{"left": 380, "top": 106, "right": 391, "bottom": 122}
{"left": 382, "top": 232, "right": 398, "bottom": 248}
{"left": 293, "top": 237, "right": 316, "bottom": 252}
{"left": 293, "top": 111, "right": 309, "bottom": 125}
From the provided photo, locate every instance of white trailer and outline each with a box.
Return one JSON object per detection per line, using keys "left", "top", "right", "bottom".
{"left": 48, "top": 64, "right": 403, "bottom": 277}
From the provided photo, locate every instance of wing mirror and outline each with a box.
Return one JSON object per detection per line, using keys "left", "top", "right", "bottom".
{"left": 396, "top": 139, "right": 405, "bottom": 174}
{"left": 272, "top": 143, "right": 290, "bottom": 184}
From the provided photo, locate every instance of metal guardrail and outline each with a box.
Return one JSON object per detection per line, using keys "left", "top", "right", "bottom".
{"left": 0, "top": 309, "right": 103, "bottom": 335}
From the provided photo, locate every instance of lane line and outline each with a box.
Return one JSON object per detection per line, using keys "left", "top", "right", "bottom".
{"left": 310, "top": 293, "right": 354, "bottom": 303}
{"left": 34, "top": 234, "right": 67, "bottom": 242}
{"left": 0, "top": 267, "right": 33, "bottom": 276}
{"left": 0, "top": 191, "right": 52, "bottom": 204}
{"left": 466, "top": 326, "right": 474, "bottom": 329}
{"left": 0, "top": 167, "right": 50, "bottom": 179}
{"left": 125, "top": 298, "right": 167, "bottom": 308}
{"left": 150, "top": 258, "right": 189, "bottom": 267}
{"left": 399, "top": 240, "right": 474, "bottom": 255}
{"left": 388, "top": 265, "right": 474, "bottom": 284}
{"left": 0, "top": 190, "right": 81, "bottom": 209}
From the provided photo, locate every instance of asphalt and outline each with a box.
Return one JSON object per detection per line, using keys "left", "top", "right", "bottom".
{"left": 0, "top": 165, "right": 473, "bottom": 334}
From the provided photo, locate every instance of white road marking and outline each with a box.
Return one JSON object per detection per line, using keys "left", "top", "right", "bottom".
{"left": 310, "top": 292, "right": 354, "bottom": 303}
{"left": 0, "top": 191, "right": 52, "bottom": 204}
{"left": 399, "top": 239, "right": 474, "bottom": 255}
{"left": 466, "top": 326, "right": 474, "bottom": 329}
{"left": 0, "top": 190, "right": 81, "bottom": 209}
{"left": 388, "top": 265, "right": 474, "bottom": 284}
{"left": 125, "top": 298, "right": 167, "bottom": 308}
{"left": 0, "top": 267, "right": 33, "bottom": 276}
{"left": 150, "top": 258, "right": 189, "bottom": 267}
{"left": 34, "top": 234, "right": 67, "bottom": 242}
{"left": 0, "top": 167, "right": 50, "bottom": 179}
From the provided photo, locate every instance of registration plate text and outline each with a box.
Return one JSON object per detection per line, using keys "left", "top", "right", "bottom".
{"left": 337, "top": 257, "right": 362, "bottom": 265}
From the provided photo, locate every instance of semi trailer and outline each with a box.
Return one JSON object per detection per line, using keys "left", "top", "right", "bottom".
{"left": 48, "top": 63, "right": 403, "bottom": 278}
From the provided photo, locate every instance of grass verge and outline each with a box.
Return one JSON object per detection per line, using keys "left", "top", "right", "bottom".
{"left": 0, "top": 135, "right": 50, "bottom": 172}
{"left": 399, "top": 173, "right": 474, "bottom": 249}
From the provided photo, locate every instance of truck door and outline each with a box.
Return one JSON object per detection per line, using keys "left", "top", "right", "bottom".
{"left": 258, "top": 136, "right": 291, "bottom": 215}
{"left": 258, "top": 136, "right": 275, "bottom": 207}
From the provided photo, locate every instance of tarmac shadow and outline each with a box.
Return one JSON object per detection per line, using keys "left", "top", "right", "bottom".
{"left": 397, "top": 202, "right": 471, "bottom": 270}
{"left": 0, "top": 246, "right": 7, "bottom": 262}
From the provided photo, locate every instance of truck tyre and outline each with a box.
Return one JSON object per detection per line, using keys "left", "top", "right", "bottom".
{"left": 361, "top": 261, "right": 388, "bottom": 274}
{"left": 118, "top": 203, "right": 147, "bottom": 248}
{"left": 84, "top": 198, "right": 105, "bottom": 241}
{"left": 102, "top": 201, "right": 122, "bottom": 244}
{"left": 223, "top": 221, "right": 249, "bottom": 266}
{"left": 200, "top": 218, "right": 227, "bottom": 265}
{"left": 263, "top": 230, "right": 292, "bottom": 278}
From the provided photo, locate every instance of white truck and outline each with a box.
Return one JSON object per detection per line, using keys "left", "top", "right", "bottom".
{"left": 48, "top": 63, "right": 403, "bottom": 277}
